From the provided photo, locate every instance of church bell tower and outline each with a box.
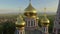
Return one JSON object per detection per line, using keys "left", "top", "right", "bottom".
{"left": 53, "top": 0, "right": 60, "bottom": 34}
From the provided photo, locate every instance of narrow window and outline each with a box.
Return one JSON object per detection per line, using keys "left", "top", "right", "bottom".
{"left": 28, "top": 21, "right": 30, "bottom": 26}
{"left": 31, "top": 20, "right": 33, "bottom": 26}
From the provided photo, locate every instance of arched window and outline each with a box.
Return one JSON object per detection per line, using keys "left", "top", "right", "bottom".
{"left": 33, "top": 20, "right": 35, "bottom": 26}
{"left": 31, "top": 20, "right": 34, "bottom": 26}
{"left": 28, "top": 21, "right": 30, "bottom": 26}
{"left": 44, "top": 28, "right": 45, "bottom": 32}
{"left": 31, "top": 20, "right": 36, "bottom": 27}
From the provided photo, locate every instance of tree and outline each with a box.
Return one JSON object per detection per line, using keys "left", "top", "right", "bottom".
{"left": 0, "top": 23, "right": 3, "bottom": 34}
{"left": 3, "top": 21, "right": 16, "bottom": 34}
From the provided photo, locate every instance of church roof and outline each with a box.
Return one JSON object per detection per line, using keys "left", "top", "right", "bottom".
{"left": 24, "top": 3, "right": 36, "bottom": 11}
{"left": 24, "top": 3, "right": 36, "bottom": 13}
{"left": 24, "top": 0, "right": 37, "bottom": 17}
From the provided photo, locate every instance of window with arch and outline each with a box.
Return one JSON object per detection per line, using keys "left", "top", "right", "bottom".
{"left": 31, "top": 20, "right": 34, "bottom": 26}
{"left": 28, "top": 21, "right": 30, "bottom": 26}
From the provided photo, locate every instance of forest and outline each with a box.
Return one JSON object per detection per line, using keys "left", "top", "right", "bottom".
{"left": 0, "top": 14, "right": 55, "bottom": 34}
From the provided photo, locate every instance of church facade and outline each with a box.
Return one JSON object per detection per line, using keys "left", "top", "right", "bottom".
{"left": 16, "top": 0, "right": 50, "bottom": 34}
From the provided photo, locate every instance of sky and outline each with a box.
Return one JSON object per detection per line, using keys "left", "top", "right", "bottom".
{"left": 0, "top": 0, "right": 59, "bottom": 14}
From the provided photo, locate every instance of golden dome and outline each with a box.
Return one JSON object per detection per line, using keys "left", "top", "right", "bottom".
{"left": 16, "top": 20, "right": 25, "bottom": 26}
{"left": 24, "top": 3, "right": 36, "bottom": 13}
{"left": 41, "top": 17, "right": 50, "bottom": 24}
{"left": 16, "top": 15, "right": 25, "bottom": 28}
{"left": 24, "top": 0, "right": 37, "bottom": 16}
{"left": 40, "top": 14, "right": 50, "bottom": 26}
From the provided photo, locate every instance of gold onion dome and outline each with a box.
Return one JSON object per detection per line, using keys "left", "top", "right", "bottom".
{"left": 40, "top": 8, "right": 50, "bottom": 26}
{"left": 24, "top": 0, "right": 37, "bottom": 16}
{"left": 24, "top": 3, "right": 36, "bottom": 13}
{"left": 40, "top": 16, "right": 50, "bottom": 26}
{"left": 16, "top": 15, "right": 25, "bottom": 28}
{"left": 40, "top": 16, "right": 50, "bottom": 25}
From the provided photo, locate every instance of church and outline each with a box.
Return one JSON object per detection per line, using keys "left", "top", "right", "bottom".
{"left": 15, "top": 0, "right": 50, "bottom": 34}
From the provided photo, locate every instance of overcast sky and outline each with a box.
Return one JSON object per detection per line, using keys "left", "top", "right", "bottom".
{"left": 0, "top": 0, "right": 59, "bottom": 14}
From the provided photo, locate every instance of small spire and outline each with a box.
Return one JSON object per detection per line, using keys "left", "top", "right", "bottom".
{"left": 44, "top": 8, "right": 47, "bottom": 17}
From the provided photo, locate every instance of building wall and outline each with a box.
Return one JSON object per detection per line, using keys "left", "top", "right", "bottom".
{"left": 24, "top": 17, "right": 38, "bottom": 30}
{"left": 53, "top": 0, "right": 60, "bottom": 34}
